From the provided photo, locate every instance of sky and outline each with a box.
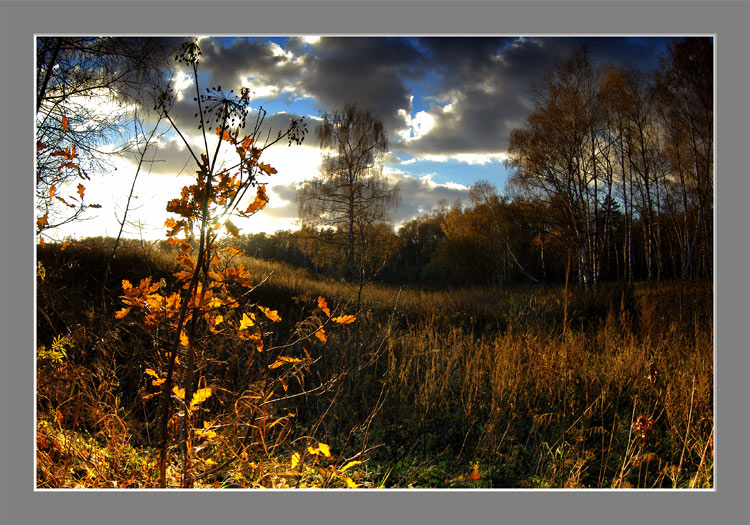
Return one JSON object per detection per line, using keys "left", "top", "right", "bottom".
{"left": 45, "top": 36, "right": 673, "bottom": 241}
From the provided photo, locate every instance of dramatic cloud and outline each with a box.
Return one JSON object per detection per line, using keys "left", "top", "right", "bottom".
{"left": 53, "top": 35, "right": 679, "bottom": 239}
{"left": 396, "top": 36, "right": 672, "bottom": 160}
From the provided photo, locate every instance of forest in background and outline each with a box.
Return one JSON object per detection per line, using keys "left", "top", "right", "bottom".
{"left": 36, "top": 36, "right": 713, "bottom": 488}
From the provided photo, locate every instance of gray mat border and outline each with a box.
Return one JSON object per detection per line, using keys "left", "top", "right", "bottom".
{"left": 1, "top": 1, "right": 747, "bottom": 524}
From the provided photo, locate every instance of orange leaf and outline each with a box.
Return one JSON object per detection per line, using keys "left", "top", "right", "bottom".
{"left": 61, "top": 241, "right": 71, "bottom": 251}
{"left": 258, "top": 305, "right": 281, "bottom": 322}
{"left": 332, "top": 315, "right": 356, "bottom": 325}
{"left": 317, "top": 296, "right": 331, "bottom": 317}
{"left": 268, "top": 356, "right": 302, "bottom": 369}
{"left": 245, "top": 185, "right": 268, "bottom": 215}
{"left": 152, "top": 378, "right": 166, "bottom": 387}
{"left": 258, "top": 162, "right": 277, "bottom": 175}
{"left": 39, "top": 237, "right": 46, "bottom": 247}
{"left": 49, "top": 185, "right": 57, "bottom": 199}
{"left": 37, "top": 213, "right": 49, "bottom": 231}
{"left": 77, "top": 183, "right": 85, "bottom": 201}
{"left": 61, "top": 115, "right": 68, "bottom": 132}
{"left": 115, "top": 307, "right": 131, "bottom": 319}
{"left": 179, "top": 331, "right": 189, "bottom": 347}
{"left": 314, "top": 327, "right": 327, "bottom": 343}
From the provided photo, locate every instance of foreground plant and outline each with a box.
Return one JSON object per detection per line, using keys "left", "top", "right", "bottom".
{"left": 114, "top": 41, "right": 359, "bottom": 488}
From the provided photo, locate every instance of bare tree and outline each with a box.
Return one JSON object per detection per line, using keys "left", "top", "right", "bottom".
{"left": 297, "top": 104, "right": 399, "bottom": 280}
{"left": 36, "top": 37, "right": 179, "bottom": 235}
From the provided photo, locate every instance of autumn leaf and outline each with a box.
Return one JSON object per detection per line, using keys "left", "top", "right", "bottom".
{"left": 245, "top": 185, "right": 269, "bottom": 214}
{"left": 344, "top": 477, "right": 358, "bottom": 488}
{"left": 258, "top": 162, "right": 278, "bottom": 175}
{"left": 39, "top": 236, "right": 46, "bottom": 247}
{"left": 466, "top": 462, "right": 481, "bottom": 481}
{"left": 179, "top": 331, "right": 189, "bottom": 347}
{"left": 190, "top": 387, "right": 212, "bottom": 409}
{"left": 77, "top": 183, "right": 85, "bottom": 201}
{"left": 61, "top": 115, "right": 68, "bottom": 132}
{"left": 152, "top": 378, "right": 166, "bottom": 387}
{"left": 172, "top": 386, "right": 185, "bottom": 400}
{"left": 239, "top": 312, "right": 255, "bottom": 330}
{"left": 225, "top": 219, "right": 240, "bottom": 237}
{"left": 317, "top": 296, "right": 331, "bottom": 317}
{"left": 340, "top": 460, "right": 362, "bottom": 473}
{"left": 37, "top": 213, "right": 49, "bottom": 231}
{"left": 291, "top": 452, "right": 301, "bottom": 469}
{"left": 331, "top": 315, "right": 356, "bottom": 325}
{"left": 314, "top": 327, "right": 327, "bottom": 343}
{"left": 114, "top": 307, "right": 131, "bottom": 319}
{"left": 268, "top": 356, "right": 302, "bottom": 369}
{"left": 258, "top": 305, "right": 281, "bottom": 322}
{"left": 61, "top": 241, "right": 71, "bottom": 251}
{"left": 49, "top": 185, "right": 57, "bottom": 199}
{"left": 308, "top": 442, "right": 331, "bottom": 458}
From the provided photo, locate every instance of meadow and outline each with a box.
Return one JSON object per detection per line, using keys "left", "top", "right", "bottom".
{"left": 36, "top": 238, "right": 713, "bottom": 489}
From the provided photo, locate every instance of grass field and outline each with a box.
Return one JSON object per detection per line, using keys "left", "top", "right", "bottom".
{"left": 36, "top": 238, "right": 713, "bottom": 488}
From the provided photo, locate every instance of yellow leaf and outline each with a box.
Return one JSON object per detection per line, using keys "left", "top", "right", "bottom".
{"left": 291, "top": 452, "right": 300, "bottom": 469}
{"left": 180, "top": 330, "right": 189, "bottom": 347}
{"left": 144, "top": 368, "right": 160, "bottom": 379}
{"left": 344, "top": 476, "right": 358, "bottom": 488}
{"left": 239, "top": 312, "right": 255, "bottom": 330}
{"left": 214, "top": 314, "right": 223, "bottom": 326}
{"left": 152, "top": 378, "right": 166, "bottom": 387}
{"left": 190, "top": 387, "right": 212, "bottom": 408}
{"left": 172, "top": 386, "right": 185, "bottom": 400}
{"left": 258, "top": 305, "right": 281, "bottom": 322}
{"left": 317, "top": 296, "right": 331, "bottom": 317}
{"left": 340, "top": 460, "right": 362, "bottom": 473}
{"left": 331, "top": 315, "right": 356, "bottom": 325}
{"left": 314, "top": 327, "right": 327, "bottom": 343}
{"left": 317, "top": 442, "right": 331, "bottom": 458}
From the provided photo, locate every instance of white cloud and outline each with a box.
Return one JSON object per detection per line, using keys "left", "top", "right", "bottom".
{"left": 397, "top": 109, "right": 437, "bottom": 142}
{"left": 403, "top": 152, "right": 508, "bottom": 166}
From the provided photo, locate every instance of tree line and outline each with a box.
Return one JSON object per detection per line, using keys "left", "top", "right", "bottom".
{"left": 279, "top": 38, "right": 712, "bottom": 288}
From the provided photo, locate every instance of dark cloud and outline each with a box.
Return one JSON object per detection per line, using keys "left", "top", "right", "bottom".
{"left": 398, "top": 36, "right": 673, "bottom": 159}
{"left": 297, "top": 37, "right": 427, "bottom": 133}
{"left": 135, "top": 36, "right": 677, "bottom": 171}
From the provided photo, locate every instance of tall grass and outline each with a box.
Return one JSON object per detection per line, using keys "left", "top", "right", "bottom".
{"left": 37, "top": 239, "right": 713, "bottom": 488}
